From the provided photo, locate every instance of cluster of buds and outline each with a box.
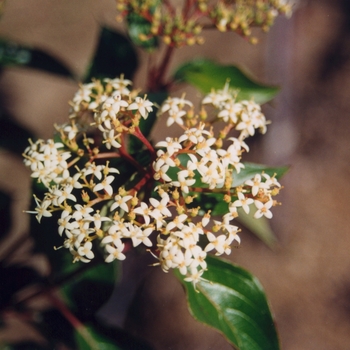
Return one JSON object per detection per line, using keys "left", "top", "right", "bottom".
{"left": 116, "top": 0, "right": 293, "bottom": 47}
{"left": 23, "top": 76, "right": 281, "bottom": 285}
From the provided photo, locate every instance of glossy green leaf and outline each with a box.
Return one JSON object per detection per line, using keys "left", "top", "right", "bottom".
{"left": 127, "top": 13, "right": 158, "bottom": 50}
{"left": 232, "top": 162, "right": 289, "bottom": 187}
{"left": 75, "top": 325, "right": 123, "bottom": 350}
{"left": 0, "top": 38, "right": 75, "bottom": 79}
{"left": 84, "top": 27, "right": 138, "bottom": 82}
{"left": 173, "top": 59, "right": 279, "bottom": 103}
{"left": 60, "top": 262, "right": 116, "bottom": 320}
{"left": 178, "top": 255, "right": 280, "bottom": 350}
{"left": 237, "top": 207, "right": 277, "bottom": 248}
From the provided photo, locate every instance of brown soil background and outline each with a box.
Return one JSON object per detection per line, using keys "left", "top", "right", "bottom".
{"left": 1, "top": 0, "right": 350, "bottom": 349}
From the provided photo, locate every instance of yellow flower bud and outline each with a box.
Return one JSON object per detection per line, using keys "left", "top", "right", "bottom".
{"left": 81, "top": 190, "right": 90, "bottom": 203}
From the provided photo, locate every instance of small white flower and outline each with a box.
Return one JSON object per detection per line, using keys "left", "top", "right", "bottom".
{"left": 254, "top": 200, "right": 274, "bottom": 219}
{"left": 184, "top": 267, "right": 205, "bottom": 287}
{"left": 103, "top": 130, "right": 121, "bottom": 149}
{"left": 84, "top": 212, "right": 111, "bottom": 229}
{"left": 166, "top": 109, "right": 186, "bottom": 126}
{"left": 245, "top": 174, "right": 269, "bottom": 197}
{"left": 204, "top": 232, "right": 226, "bottom": 255}
{"left": 171, "top": 170, "right": 196, "bottom": 193}
{"left": 156, "top": 137, "right": 182, "bottom": 156}
{"left": 83, "top": 163, "right": 104, "bottom": 180}
{"left": 233, "top": 192, "right": 254, "bottom": 214}
{"left": 72, "top": 205, "right": 94, "bottom": 221}
{"left": 111, "top": 194, "right": 133, "bottom": 212}
{"left": 93, "top": 175, "right": 115, "bottom": 196}
{"left": 149, "top": 197, "right": 172, "bottom": 217}
{"left": 26, "top": 196, "right": 52, "bottom": 223}
{"left": 128, "top": 96, "right": 153, "bottom": 119}
{"left": 132, "top": 202, "right": 151, "bottom": 225}
{"left": 166, "top": 214, "right": 188, "bottom": 232}
{"left": 105, "top": 241, "right": 126, "bottom": 262}
{"left": 104, "top": 76, "right": 132, "bottom": 95}
{"left": 77, "top": 241, "right": 94, "bottom": 260}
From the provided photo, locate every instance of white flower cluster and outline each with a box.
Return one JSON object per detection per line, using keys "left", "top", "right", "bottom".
{"left": 23, "top": 77, "right": 281, "bottom": 285}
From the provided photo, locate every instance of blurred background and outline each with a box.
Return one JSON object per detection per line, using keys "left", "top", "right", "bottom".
{"left": 1, "top": 0, "right": 350, "bottom": 349}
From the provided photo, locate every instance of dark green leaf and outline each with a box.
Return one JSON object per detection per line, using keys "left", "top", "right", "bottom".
{"left": 0, "top": 38, "right": 75, "bottom": 79}
{"left": 84, "top": 27, "right": 138, "bottom": 82}
{"left": 189, "top": 192, "right": 228, "bottom": 216}
{"left": 75, "top": 325, "right": 123, "bottom": 350}
{"left": 173, "top": 59, "right": 279, "bottom": 103}
{"left": 127, "top": 13, "right": 158, "bottom": 50}
{"left": 88, "top": 319, "right": 155, "bottom": 350}
{"left": 177, "top": 255, "right": 280, "bottom": 350}
{"left": 232, "top": 162, "right": 289, "bottom": 187}
{"left": 60, "top": 262, "right": 116, "bottom": 322}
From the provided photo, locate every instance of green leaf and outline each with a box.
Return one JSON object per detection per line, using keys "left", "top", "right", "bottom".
{"left": 60, "top": 262, "right": 117, "bottom": 321}
{"left": 177, "top": 255, "right": 280, "bottom": 350}
{"left": 232, "top": 162, "right": 288, "bottom": 187}
{"left": 189, "top": 192, "right": 228, "bottom": 216}
{"left": 126, "top": 13, "right": 158, "bottom": 50}
{"left": 75, "top": 325, "right": 123, "bottom": 350}
{"left": 173, "top": 59, "right": 279, "bottom": 104}
{"left": 84, "top": 27, "right": 138, "bottom": 82}
{"left": 167, "top": 162, "right": 287, "bottom": 216}
{"left": 236, "top": 207, "right": 277, "bottom": 248}
{"left": 0, "top": 38, "right": 75, "bottom": 79}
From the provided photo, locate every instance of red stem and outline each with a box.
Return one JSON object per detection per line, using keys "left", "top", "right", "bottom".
{"left": 119, "top": 133, "right": 147, "bottom": 175}
{"left": 133, "top": 126, "right": 156, "bottom": 160}
{"left": 148, "top": 45, "right": 175, "bottom": 91}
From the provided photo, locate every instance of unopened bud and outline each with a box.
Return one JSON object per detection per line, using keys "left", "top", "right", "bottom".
{"left": 271, "top": 188, "right": 280, "bottom": 196}
{"left": 81, "top": 190, "right": 90, "bottom": 203}
{"left": 131, "top": 195, "right": 139, "bottom": 206}
{"left": 172, "top": 188, "right": 180, "bottom": 200}
{"left": 128, "top": 212, "right": 136, "bottom": 221}
{"left": 163, "top": 35, "right": 171, "bottom": 45}
{"left": 224, "top": 194, "right": 231, "bottom": 203}
{"left": 176, "top": 205, "right": 185, "bottom": 214}
{"left": 185, "top": 196, "right": 194, "bottom": 204}
{"left": 199, "top": 107, "right": 207, "bottom": 121}
{"left": 186, "top": 108, "right": 194, "bottom": 119}
{"left": 187, "top": 36, "right": 196, "bottom": 46}
{"left": 212, "top": 224, "right": 220, "bottom": 233}
{"left": 118, "top": 187, "right": 126, "bottom": 196}
{"left": 190, "top": 207, "right": 199, "bottom": 217}
{"left": 77, "top": 149, "right": 85, "bottom": 157}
